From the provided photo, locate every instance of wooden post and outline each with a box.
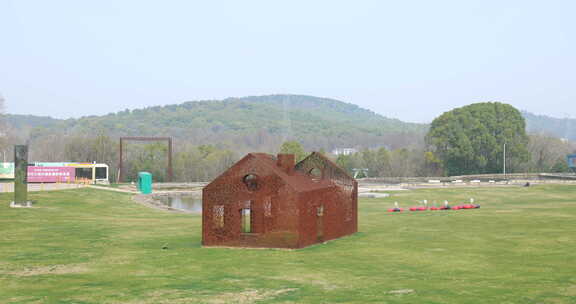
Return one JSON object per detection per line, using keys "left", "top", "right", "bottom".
{"left": 168, "top": 137, "right": 173, "bottom": 182}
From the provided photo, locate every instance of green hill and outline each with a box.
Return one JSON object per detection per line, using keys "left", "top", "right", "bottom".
{"left": 14, "top": 95, "right": 428, "bottom": 151}
{"left": 522, "top": 111, "right": 576, "bottom": 141}
{"left": 5, "top": 114, "right": 61, "bottom": 129}
{"left": 8, "top": 96, "right": 572, "bottom": 152}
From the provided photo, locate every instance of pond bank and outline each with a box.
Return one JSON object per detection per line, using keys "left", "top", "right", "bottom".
{"left": 133, "top": 191, "right": 202, "bottom": 214}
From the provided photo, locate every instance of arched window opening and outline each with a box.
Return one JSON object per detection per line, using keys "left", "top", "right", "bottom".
{"left": 243, "top": 174, "right": 259, "bottom": 191}
{"left": 309, "top": 168, "right": 322, "bottom": 181}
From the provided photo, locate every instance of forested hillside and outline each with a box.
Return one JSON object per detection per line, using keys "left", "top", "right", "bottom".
{"left": 14, "top": 95, "right": 428, "bottom": 152}
{"left": 6, "top": 114, "right": 61, "bottom": 129}
{"left": 2, "top": 95, "right": 429, "bottom": 182}
{"left": 2, "top": 96, "right": 574, "bottom": 181}
{"left": 522, "top": 111, "right": 576, "bottom": 141}
{"left": 5, "top": 114, "right": 62, "bottom": 138}
{"left": 10, "top": 98, "right": 574, "bottom": 150}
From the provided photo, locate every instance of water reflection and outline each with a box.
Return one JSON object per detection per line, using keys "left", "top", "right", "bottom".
{"left": 158, "top": 195, "right": 202, "bottom": 213}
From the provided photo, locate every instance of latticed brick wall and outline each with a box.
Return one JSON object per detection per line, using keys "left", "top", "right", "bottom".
{"left": 202, "top": 152, "right": 357, "bottom": 249}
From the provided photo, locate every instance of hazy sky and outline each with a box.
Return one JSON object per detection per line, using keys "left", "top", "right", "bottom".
{"left": 1, "top": 0, "right": 574, "bottom": 123}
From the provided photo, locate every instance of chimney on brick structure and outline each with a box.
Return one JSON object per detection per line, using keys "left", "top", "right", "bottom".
{"left": 276, "top": 154, "right": 295, "bottom": 175}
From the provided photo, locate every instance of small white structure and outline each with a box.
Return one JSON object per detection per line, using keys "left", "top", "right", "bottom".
{"left": 331, "top": 148, "right": 358, "bottom": 156}
{"left": 352, "top": 168, "right": 369, "bottom": 178}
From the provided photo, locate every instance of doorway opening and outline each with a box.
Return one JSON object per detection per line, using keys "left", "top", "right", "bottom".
{"left": 241, "top": 201, "right": 253, "bottom": 233}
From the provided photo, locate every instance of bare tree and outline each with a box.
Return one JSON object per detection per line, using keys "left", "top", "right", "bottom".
{"left": 525, "top": 134, "right": 573, "bottom": 172}
{"left": 0, "top": 93, "right": 11, "bottom": 160}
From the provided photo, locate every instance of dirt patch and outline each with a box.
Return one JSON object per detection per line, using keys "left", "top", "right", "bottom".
{"left": 205, "top": 288, "right": 297, "bottom": 304}
{"left": 105, "top": 289, "right": 295, "bottom": 304}
{"left": 563, "top": 285, "right": 576, "bottom": 296}
{"left": 5, "top": 264, "right": 88, "bottom": 276}
{"left": 5, "top": 296, "right": 46, "bottom": 304}
{"left": 427, "top": 248, "right": 447, "bottom": 252}
{"left": 388, "top": 289, "right": 415, "bottom": 295}
{"left": 271, "top": 274, "right": 338, "bottom": 290}
{"left": 108, "top": 290, "right": 197, "bottom": 304}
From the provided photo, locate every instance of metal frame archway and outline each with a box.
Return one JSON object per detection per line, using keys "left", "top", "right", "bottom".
{"left": 118, "top": 137, "right": 173, "bottom": 183}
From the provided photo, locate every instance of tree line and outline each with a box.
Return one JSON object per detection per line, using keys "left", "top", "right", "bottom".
{"left": 20, "top": 131, "right": 576, "bottom": 183}
{"left": 0, "top": 98, "right": 574, "bottom": 181}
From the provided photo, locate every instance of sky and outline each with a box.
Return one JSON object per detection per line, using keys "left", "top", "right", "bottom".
{"left": 0, "top": 0, "right": 575, "bottom": 123}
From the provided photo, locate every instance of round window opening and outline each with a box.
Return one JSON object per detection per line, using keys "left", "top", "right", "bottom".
{"left": 243, "top": 174, "right": 259, "bottom": 191}
{"left": 309, "top": 168, "right": 322, "bottom": 180}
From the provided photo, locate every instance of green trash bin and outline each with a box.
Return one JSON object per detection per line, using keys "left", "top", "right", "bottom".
{"left": 138, "top": 172, "right": 152, "bottom": 194}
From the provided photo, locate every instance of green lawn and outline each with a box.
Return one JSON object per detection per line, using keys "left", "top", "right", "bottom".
{"left": 0, "top": 185, "right": 575, "bottom": 303}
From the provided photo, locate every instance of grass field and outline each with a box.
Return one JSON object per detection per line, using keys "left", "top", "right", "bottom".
{"left": 0, "top": 185, "right": 575, "bottom": 303}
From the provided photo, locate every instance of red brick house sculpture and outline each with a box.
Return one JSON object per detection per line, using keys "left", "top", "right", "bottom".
{"left": 202, "top": 152, "right": 358, "bottom": 249}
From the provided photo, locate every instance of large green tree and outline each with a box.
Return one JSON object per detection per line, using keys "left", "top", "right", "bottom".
{"left": 279, "top": 140, "right": 307, "bottom": 162}
{"left": 426, "top": 102, "right": 529, "bottom": 176}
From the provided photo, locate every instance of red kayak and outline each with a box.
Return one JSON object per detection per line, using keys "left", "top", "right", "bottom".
{"left": 455, "top": 204, "right": 481, "bottom": 209}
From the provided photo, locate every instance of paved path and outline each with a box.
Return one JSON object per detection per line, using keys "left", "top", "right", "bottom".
{"left": 86, "top": 185, "right": 138, "bottom": 194}
{"left": 87, "top": 185, "right": 203, "bottom": 197}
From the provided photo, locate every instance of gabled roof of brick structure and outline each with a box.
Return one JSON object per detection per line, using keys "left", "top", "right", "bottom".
{"left": 296, "top": 151, "right": 355, "bottom": 181}
{"left": 206, "top": 153, "right": 334, "bottom": 193}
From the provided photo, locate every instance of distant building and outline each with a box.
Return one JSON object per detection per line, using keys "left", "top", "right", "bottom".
{"left": 331, "top": 148, "right": 358, "bottom": 156}
{"left": 202, "top": 152, "right": 358, "bottom": 249}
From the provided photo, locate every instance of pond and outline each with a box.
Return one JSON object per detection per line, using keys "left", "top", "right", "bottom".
{"left": 157, "top": 195, "right": 202, "bottom": 213}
